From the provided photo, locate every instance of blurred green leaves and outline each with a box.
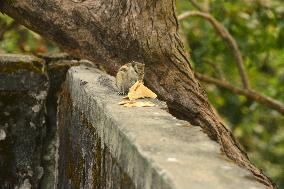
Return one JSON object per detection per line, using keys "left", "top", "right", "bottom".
{"left": 0, "top": 14, "right": 59, "bottom": 54}
{"left": 177, "top": 0, "right": 284, "bottom": 187}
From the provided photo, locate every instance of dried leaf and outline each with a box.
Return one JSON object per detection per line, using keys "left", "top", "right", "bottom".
{"left": 122, "top": 101, "right": 156, "bottom": 107}
{"left": 118, "top": 100, "right": 134, "bottom": 105}
{"left": 128, "top": 81, "right": 157, "bottom": 100}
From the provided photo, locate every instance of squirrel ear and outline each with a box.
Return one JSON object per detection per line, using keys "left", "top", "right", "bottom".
{"left": 120, "top": 66, "right": 128, "bottom": 72}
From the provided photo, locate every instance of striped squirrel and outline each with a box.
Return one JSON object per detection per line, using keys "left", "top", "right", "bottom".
{"left": 116, "top": 61, "right": 145, "bottom": 95}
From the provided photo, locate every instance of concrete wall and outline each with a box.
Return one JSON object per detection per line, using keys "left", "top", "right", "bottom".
{"left": 0, "top": 53, "right": 82, "bottom": 189}
{"left": 0, "top": 53, "right": 267, "bottom": 189}
{"left": 0, "top": 54, "right": 48, "bottom": 188}
{"left": 57, "top": 65, "right": 265, "bottom": 189}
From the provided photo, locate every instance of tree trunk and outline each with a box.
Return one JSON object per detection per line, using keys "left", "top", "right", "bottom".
{"left": 0, "top": 0, "right": 276, "bottom": 188}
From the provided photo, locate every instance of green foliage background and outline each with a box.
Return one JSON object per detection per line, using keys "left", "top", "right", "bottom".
{"left": 177, "top": 0, "right": 284, "bottom": 188}
{"left": 0, "top": 14, "right": 59, "bottom": 54}
{"left": 0, "top": 0, "right": 283, "bottom": 187}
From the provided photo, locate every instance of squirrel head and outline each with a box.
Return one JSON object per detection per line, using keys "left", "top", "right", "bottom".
{"left": 131, "top": 61, "right": 145, "bottom": 74}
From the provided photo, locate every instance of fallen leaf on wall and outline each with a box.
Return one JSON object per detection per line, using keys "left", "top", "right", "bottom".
{"left": 128, "top": 81, "right": 157, "bottom": 100}
{"left": 118, "top": 100, "right": 156, "bottom": 107}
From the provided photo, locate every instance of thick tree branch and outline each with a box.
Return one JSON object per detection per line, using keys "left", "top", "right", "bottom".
{"left": 178, "top": 11, "right": 250, "bottom": 89}
{"left": 195, "top": 72, "right": 284, "bottom": 115}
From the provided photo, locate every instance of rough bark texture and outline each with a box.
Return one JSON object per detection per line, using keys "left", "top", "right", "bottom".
{"left": 0, "top": 1, "right": 276, "bottom": 188}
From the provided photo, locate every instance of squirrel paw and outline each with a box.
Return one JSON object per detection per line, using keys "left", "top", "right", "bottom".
{"left": 117, "top": 91, "right": 127, "bottom": 96}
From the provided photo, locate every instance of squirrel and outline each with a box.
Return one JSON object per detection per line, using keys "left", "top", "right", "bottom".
{"left": 116, "top": 61, "right": 145, "bottom": 95}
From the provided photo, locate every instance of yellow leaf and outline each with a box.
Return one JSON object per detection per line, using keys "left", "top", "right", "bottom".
{"left": 128, "top": 81, "right": 157, "bottom": 100}
{"left": 118, "top": 100, "right": 134, "bottom": 105}
{"left": 122, "top": 101, "right": 156, "bottom": 107}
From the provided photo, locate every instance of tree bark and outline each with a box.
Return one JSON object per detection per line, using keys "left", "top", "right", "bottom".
{"left": 0, "top": 1, "right": 276, "bottom": 188}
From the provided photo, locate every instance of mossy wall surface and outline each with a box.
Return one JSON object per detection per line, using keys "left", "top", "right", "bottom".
{"left": 0, "top": 53, "right": 97, "bottom": 189}
{"left": 57, "top": 84, "right": 135, "bottom": 189}
{"left": 0, "top": 54, "right": 48, "bottom": 189}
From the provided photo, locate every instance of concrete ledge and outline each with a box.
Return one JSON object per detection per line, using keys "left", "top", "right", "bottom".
{"left": 0, "top": 54, "right": 48, "bottom": 188}
{"left": 0, "top": 54, "right": 47, "bottom": 91}
{"left": 57, "top": 65, "right": 265, "bottom": 189}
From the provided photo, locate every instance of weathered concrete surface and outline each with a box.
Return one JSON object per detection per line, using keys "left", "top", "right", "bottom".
{"left": 57, "top": 65, "right": 266, "bottom": 189}
{"left": 0, "top": 54, "right": 48, "bottom": 188}
{"left": 41, "top": 57, "right": 96, "bottom": 189}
